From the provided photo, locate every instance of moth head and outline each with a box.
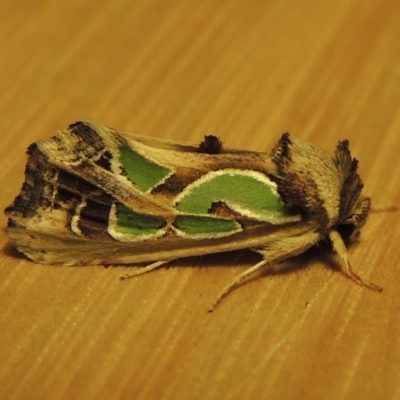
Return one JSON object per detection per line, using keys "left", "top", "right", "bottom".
{"left": 334, "top": 139, "right": 370, "bottom": 241}
{"left": 271, "top": 133, "right": 370, "bottom": 235}
{"left": 336, "top": 195, "right": 370, "bottom": 241}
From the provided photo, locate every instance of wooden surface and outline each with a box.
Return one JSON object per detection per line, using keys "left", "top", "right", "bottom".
{"left": 1, "top": 1, "right": 400, "bottom": 399}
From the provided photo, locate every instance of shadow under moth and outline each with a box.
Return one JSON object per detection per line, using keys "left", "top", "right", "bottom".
{"left": 5, "top": 121, "right": 382, "bottom": 311}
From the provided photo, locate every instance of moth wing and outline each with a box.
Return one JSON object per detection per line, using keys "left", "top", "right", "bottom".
{"left": 6, "top": 121, "right": 304, "bottom": 266}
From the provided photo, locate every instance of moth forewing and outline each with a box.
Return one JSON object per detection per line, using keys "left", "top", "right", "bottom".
{"left": 5, "top": 121, "right": 382, "bottom": 310}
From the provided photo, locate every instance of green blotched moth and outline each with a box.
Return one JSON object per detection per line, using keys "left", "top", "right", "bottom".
{"left": 5, "top": 121, "right": 382, "bottom": 310}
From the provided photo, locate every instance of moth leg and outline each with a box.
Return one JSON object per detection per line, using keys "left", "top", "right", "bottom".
{"left": 120, "top": 260, "right": 171, "bottom": 280}
{"left": 209, "top": 232, "right": 323, "bottom": 312}
{"left": 208, "top": 258, "right": 270, "bottom": 312}
{"left": 329, "top": 229, "right": 383, "bottom": 292}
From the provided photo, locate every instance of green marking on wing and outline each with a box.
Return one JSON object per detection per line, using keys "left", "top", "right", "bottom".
{"left": 176, "top": 170, "right": 300, "bottom": 222}
{"left": 115, "top": 203, "right": 166, "bottom": 236}
{"left": 175, "top": 215, "right": 239, "bottom": 235}
{"left": 119, "top": 145, "right": 171, "bottom": 192}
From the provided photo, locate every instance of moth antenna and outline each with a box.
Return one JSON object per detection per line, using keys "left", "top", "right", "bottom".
{"left": 208, "top": 258, "right": 269, "bottom": 312}
{"left": 120, "top": 260, "right": 171, "bottom": 280}
{"left": 329, "top": 230, "right": 383, "bottom": 292}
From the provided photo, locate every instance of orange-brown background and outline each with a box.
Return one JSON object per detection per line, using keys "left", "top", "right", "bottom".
{"left": 1, "top": 1, "right": 400, "bottom": 399}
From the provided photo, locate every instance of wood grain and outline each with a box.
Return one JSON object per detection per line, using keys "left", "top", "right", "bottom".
{"left": 1, "top": 1, "right": 400, "bottom": 399}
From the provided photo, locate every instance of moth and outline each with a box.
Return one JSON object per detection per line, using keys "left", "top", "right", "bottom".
{"left": 5, "top": 121, "right": 382, "bottom": 310}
